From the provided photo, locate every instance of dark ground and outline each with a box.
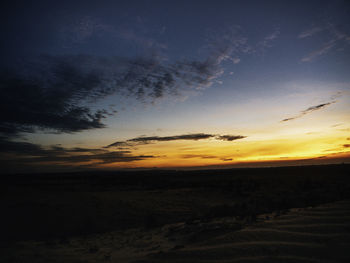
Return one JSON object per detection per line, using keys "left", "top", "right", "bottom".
{"left": 1, "top": 164, "right": 350, "bottom": 262}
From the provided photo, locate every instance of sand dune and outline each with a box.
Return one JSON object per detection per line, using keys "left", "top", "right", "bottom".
{"left": 134, "top": 200, "right": 350, "bottom": 263}
{"left": 3, "top": 200, "right": 350, "bottom": 263}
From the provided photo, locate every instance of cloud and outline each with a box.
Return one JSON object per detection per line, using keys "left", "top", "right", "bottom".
{"left": 257, "top": 29, "right": 280, "bottom": 52}
{"left": 344, "top": 144, "right": 350, "bottom": 148}
{"left": 62, "top": 15, "right": 108, "bottom": 43}
{"left": 107, "top": 133, "right": 246, "bottom": 148}
{"left": 0, "top": 137, "right": 155, "bottom": 171}
{"left": 298, "top": 26, "right": 324, "bottom": 39}
{"left": 0, "top": 131, "right": 246, "bottom": 172}
{"left": 107, "top": 133, "right": 216, "bottom": 148}
{"left": 208, "top": 26, "right": 280, "bottom": 59}
{"left": 1, "top": 22, "right": 282, "bottom": 152}
{"left": 232, "top": 58, "right": 241, "bottom": 64}
{"left": 301, "top": 40, "right": 336, "bottom": 62}
{"left": 115, "top": 26, "right": 168, "bottom": 50}
{"left": 300, "top": 23, "right": 350, "bottom": 62}
{"left": 0, "top": 55, "right": 118, "bottom": 137}
{"left": 0, "top": 137, "right": 104, "bottom": 158}
{"left": 0, "top": 52, "right": 227, "bottom": 138}
{"left": 303, "top": 102, "right": 336, "bottom": 112}
{"left": 61, "top": 15, "right": 167, "bottom": 50}
{"left": 331, "top": 123, "right": 343, "bottom": 128}
{"left": 180, "top": 154, "right": 234, "bottom": 161}
{"left": 0, "top": 137, "right": 48, "bottom": 155}
{"left": 183, "top": 26, "right": 280, "bottom": 86}
{"left": 1, "top": 23, "right": 286, "bottom": 139}
{"left": 128, "top": 133, "right": 215, "bottom": 143}
{"left": 205, "top": 26, "right": 251, "bottom": 65}
{"left": 181, "top": 154, "right": 218, "bottom": 159}
{"left": 281, "top": 101, "right": 336, "bottom": 122}
{"left": 216, "top": 135, "right": 247, "bottom": 141}
{"left": 42, "top": 151, "right": 155, "bottom": 164}
{"left": 104, "top": 141, "right": 133, "bottom": 148}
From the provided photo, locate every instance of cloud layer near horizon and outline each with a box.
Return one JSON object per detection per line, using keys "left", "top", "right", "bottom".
{"left": 106, "top": 133, "right": 246, "bottom": 148}
{"left": 0, "top": 132, "right": 246, "bottom": 171}
{"left": 0, "top": 137, "right": 155, "bottom": 171}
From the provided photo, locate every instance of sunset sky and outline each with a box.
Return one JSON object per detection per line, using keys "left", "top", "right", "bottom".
{"left": 1, "top": 0, "right": 350, "bottom": 173}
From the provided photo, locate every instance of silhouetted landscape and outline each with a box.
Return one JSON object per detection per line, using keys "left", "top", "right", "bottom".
{"left": 2, "top": 164, "right": 350, "bottom": 262}
{"left": 2, "top": 0, "right": 350, "bottom": 262}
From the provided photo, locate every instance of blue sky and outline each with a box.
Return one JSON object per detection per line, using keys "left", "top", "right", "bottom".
{"left": 1, "top": 0, "right": 349, "bottom": 172}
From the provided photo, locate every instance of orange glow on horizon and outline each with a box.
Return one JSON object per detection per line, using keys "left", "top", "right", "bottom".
{"left": 94, "top": 132, "right": 350, "bottom": 169}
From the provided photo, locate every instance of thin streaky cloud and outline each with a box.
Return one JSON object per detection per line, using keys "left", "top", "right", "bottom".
{"left": 300, "top": 23, "right": 350, "bottom": 62}
{"left": 329, "top": 25, "right": 350, "bottom": 44}
{"left": 298, "top": 26, "right": 324, "bottom": 39}
{"left": 262, "top": 29, "right": 280, "bottom": 42}
{"left": 61, "top": 15, "right": 167, "bottom": 50}
{"left": 257, "top": 28, "right": 280, "bottom": 53}
{"left": 181, "top": 154, "right": 218, "bottom": 159}
{"left": 128, "top": 133, "right": 215, "bottom": 143}
{"left": 106, "top": 133, "right": 247, "bottom": 148}
{"left": 301, "top": 40, "right": 336, "bottom": 62}
{"left": 281, "top": 101, "right": 336, "bottom": 122}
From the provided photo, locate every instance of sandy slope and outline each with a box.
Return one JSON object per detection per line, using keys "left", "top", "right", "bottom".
{"left": 136, "top": 200, "right": 350, "bottom": 263}
{"left": 3, "top": 200, "right": 350, "bottom": 263}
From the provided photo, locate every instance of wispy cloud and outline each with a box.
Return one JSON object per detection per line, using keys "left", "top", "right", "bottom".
{"left": 299, "top": 23, "right": 350, "bottom": 62}
{"left": 202, "top": 25, "right": 250, "bottom": 81}
{"left": 232, "top": 58, "right": 241, "bottom": 64}
{"left": 257, "top": 28, "right": 280, "bottom": 53}
{"left": 207, "top": 26, "right": 280, "bottom": 61}
{"left": 301, "top": 40, "right": 336, "bottom": 62}
{"left": 298, "top": 26, "right": 324, "bottom": 39}
{"left": 179, "top": 154, "right": 233, "bottom": 162}
{"left": 281, "top": 101, "right": 336, "bottom": 122}
{"left": 181, "top": 154, "right": 218, "bottom": 159}
{"left": 61, "top": 15, "right": 167, "bottom": 50}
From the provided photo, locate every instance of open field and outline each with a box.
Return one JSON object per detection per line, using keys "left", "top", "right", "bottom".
{"left": 1, "top": 164, "right": 350, "bottom": 262}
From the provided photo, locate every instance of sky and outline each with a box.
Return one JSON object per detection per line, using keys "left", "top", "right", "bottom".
{"left": 1, "top": 0, "right": 350, "bottom": 173}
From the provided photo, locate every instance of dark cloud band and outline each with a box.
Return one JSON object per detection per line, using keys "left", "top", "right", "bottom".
{"left": 281, "top": 101, "right": 336, "bottom": 122}
{"left": 0, "top": 136, "right": 155, "bottom": 172}
{"left": 106, "top": 133, "right": 246, "bottom": 148}
{"left": 0, "top": 53, "right": 225, "bottom": 138}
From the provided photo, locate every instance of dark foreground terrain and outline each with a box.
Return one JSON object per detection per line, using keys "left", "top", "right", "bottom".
{"left": 1, "top": 164, "right": 350, "bottom": 262}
